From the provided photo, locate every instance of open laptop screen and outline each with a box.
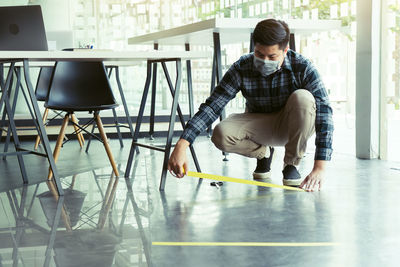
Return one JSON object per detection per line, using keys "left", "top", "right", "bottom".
{"left": 0, "top": 5, "right": 48, "bottom": 51}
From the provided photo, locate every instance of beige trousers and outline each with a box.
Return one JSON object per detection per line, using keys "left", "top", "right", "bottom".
{"left": 211, "top": 89, "right": 316, "bottom": 166}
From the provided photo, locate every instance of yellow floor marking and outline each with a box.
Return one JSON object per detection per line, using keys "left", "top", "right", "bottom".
{"left": 186, "top": 170, "right": 304, "bottom": 192}
{"left": 152, "top": 242, "right": 339, "bottom": 247}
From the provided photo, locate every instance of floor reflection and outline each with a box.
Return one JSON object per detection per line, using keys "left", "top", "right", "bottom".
{"left": 0, "top": 162, "right": 151, "bottom": 267}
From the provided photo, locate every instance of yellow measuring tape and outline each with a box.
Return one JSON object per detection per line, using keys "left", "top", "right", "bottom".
{"left": 184, "top": 169, "right": 304, "bottom": 192}
{"left": 152, "top": 241, "right": 339, "bottom": 247}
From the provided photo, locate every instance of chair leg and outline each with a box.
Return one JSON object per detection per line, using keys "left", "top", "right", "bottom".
{"left": 48, "top": 114, "right": 69, "bottom": 180}
{"left": 98, "top": 173, "right": 118, "bottom": 230}
{"left": 34, "top": 108, "right": 49, "bottom": 150}
{"left": 73, "top": 114, "right": 85, "bottom": 144}
{"left": 70, "top": 114, "right": 84, "bottom": 148}
{"left": 94, "top": 113, "right": 119, "bottom": 177}
{"left": 46, "top": 180, "right": 72, "bottom": 231}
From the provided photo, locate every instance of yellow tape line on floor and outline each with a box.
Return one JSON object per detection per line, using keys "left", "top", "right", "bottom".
{"left": 152, "top": 242, "right": 339, "bottom": 247}
{"left": 185, "top": 170, "right": 305, "bottom": 192}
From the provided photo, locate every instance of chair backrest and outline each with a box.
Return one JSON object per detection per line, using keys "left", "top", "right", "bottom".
{"left": 35, "top": 66, "right": 54, "bottom": 102}
{"left": 45, "top": 61, "right": 118, "bottom": 111}
{"left": 0, "top": 5, "right": 48, "bottom": 51}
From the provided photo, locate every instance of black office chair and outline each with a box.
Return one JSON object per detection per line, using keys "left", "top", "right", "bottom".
{"left": 45, "top": 61, "right": 119, "bottom": 178}
{"left": 34, "top": 66, "right": 85, "bottom": 149}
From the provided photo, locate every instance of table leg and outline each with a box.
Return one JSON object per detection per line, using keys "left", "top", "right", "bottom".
{"left": 159, "top": 59, "right": 182, "bottom": 191}
{"left": 213, "top": 32, "right": 229, "bottom": 161}
{"left": 114, "top": 66, "right": 135, "bottom": 138}
{"left": 185, "top": 43, "right": 195, "bottom": 118}
{"left": 125, "top": 61, "right": 152, "bottom": 178}
{"left": 161, "top": 62, "right": 202, "bottom": 175}
{"left": 0, "top": 63, "right": 28, "bottom": 182}
{"left": 23, "top": 59, "right": 64, "bottom": 196}
{"left": 149, "top": 43, "right": 159, "bottom": 140}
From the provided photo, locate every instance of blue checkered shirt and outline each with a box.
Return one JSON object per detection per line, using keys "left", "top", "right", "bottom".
{"left": 181, "top": 49, "right": 333, "bottom": 161}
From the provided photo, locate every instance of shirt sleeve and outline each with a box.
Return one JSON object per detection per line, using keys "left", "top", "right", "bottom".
{"left": 180, "top": 63, "right": 242, "bottom": 144}
{"left": 302, "top": 62, "right": 334, "bottom": 161}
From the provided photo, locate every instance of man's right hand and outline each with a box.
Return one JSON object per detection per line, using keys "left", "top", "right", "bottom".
{"left": 168, "top": 139, "right": 190, "bottom": 178}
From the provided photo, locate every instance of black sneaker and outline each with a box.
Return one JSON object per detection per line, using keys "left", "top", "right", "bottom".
{"left": 253, "top": 147, "right": 274, "bottom": 179}
{"left": 282, "top": 165, "right": 302, "bottom": 186}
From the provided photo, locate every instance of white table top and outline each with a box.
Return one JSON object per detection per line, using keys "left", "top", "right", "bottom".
{"left": 128, "top": 18, "right": 345, "bottom": 46}
{"left": 0, "top": 50, "right": 210, "bottom": 62}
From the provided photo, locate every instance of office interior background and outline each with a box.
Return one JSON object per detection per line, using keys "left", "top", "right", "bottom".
{"left": 2, "top": 0, "right": 398, "bottom": 163}
{"left": 2, "top": 1, "right": 400, "bottom": 266}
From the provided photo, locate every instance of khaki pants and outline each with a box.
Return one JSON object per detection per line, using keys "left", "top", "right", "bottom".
{"left": 211, "top": 89, "right": 316, "bottom": 166}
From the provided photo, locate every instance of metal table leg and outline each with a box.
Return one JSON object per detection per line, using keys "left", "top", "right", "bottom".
{"left": 23, "top": 59, "right": 64, "bottom": 196}
{"left": 149, "top": 43, "right": 159, "bottom": 140}
{"left": 125, "top": 61, "right": 152, "bottom": 178}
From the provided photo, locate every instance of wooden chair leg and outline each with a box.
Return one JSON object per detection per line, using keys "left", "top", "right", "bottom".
{"left": 48, "top": 114, "right": 70, "bottom": 180}
{"left": 34, "top": 108, "right": 49, "bottom": 150}
{"left": 71, "top": 113, "right": 85, "bottom": 145}
{"left": 94, "top": 113, "right": 119, "bottom": 177}
{"left": 98, "top": 173, "right": 119, "bottom": 230}
{"left": 47, "top": 180, "right": 72, "bottom": 231}
{"left": 70, "top": 114, "right": 84, "bottom": 148}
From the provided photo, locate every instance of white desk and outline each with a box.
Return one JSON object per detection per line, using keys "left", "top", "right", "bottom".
{"left": 0, "top": 50, "right": 209, "bottom": 194}
{"left": 128, "top": 18, "right": 344, "bottom": 46}
{"left": 0, "top": 50, "right": 208, "bottom": 62}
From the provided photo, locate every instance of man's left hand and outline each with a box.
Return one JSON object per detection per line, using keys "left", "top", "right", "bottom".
{"left": 300, "top": 160, "right": 327, "bottom": 192}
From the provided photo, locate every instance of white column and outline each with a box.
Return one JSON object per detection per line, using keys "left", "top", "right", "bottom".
{"left": 356, "top": 0, "right": 381, "bottom": 159}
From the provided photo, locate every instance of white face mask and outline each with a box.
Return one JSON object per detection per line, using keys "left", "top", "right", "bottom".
{"left": 253, "top": 55, "right": 280, "bottom": 76}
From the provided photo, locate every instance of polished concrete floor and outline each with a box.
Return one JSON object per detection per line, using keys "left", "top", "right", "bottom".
{"left": 0, "top": 135, "right": 400, "bottom": 267}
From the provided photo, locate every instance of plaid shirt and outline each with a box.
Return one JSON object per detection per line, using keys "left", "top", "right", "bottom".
{"left": 181, "top": 49, "right": 333, "bottom": 161}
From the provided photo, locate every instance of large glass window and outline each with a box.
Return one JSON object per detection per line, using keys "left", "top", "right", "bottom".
{"left": 381, "top": 0, "right": 400, "bottom": 162}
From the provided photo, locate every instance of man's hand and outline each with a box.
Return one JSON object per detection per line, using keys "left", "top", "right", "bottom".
{"left": 300, "top": 160, "right": 327, "bottom": 192}
{"left": 168, "top": 139, "right": 190, "bottom": 178}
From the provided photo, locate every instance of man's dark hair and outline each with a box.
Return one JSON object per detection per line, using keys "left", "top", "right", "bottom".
{"left": 253, "top": 19, "right": 290, "bottom": 50}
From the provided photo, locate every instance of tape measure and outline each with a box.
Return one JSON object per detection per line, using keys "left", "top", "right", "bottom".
{"left": 183, "top": 168, "right": 304, "bottom": 192}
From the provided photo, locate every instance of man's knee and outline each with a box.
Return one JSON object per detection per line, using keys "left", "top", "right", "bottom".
{"left": 287, "top": 89, "right": 315, "bottom": 110}
{"left": 211, "top": 123, "right": 233, "bottom": 151}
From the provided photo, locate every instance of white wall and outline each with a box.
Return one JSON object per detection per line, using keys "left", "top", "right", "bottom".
{"left": 30, "top": 0, "right": 72, "bottom": 31}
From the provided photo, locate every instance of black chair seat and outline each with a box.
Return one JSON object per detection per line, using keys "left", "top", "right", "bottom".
{"left": 44, "top": 103, "right": 119, "bottom": 112}
{"left": 45, "top": 61, "right": 118, "bottom": 111}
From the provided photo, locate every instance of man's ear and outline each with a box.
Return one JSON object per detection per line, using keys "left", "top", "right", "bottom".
{"left": 284, "top": 45, "right": 289, "bottom": 53}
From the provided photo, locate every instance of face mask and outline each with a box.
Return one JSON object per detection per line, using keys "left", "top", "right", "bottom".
{"left": 253, "top": 55, "right": 280, "bottom": 76}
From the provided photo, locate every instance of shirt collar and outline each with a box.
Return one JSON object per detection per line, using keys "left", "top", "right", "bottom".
{"left": 281, "top": 50, "right": 293, "bottom": 72}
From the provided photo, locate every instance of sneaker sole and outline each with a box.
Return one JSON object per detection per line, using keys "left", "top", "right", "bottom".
{"left": 253, "top": 171, "right": 271, "bottom": 179}
{"left": 282, "top": 178, "right": 302, "bottom": 186}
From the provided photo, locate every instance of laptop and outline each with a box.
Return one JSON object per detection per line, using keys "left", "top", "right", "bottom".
{"left": 0, "top": 5, "right": 48, "bottom": 51}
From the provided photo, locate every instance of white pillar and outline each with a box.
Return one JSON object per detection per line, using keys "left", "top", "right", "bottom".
{"left": 356, "top": 0, "right": 381, "bottom": 159}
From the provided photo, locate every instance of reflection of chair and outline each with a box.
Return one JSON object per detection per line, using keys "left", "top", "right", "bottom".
{"left": 34, "top": 66, "right": 85, "bottom": 150}
{"left": 38, "top": 188, "right": 86, "bottom": 228}
{"left": 45, "top": 61, "right": 120, "bottom": 178}
{"left": 48, "top": 172, "right": 121, "bottom": 267}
